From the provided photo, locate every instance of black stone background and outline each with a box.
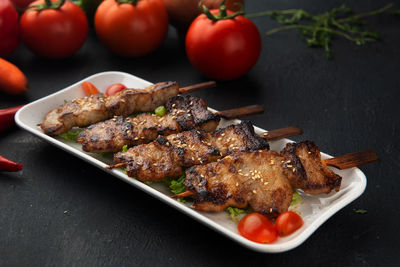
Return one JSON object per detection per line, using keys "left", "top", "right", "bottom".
{"left": 1, "top": 0, "right": 399, "bottom": 266}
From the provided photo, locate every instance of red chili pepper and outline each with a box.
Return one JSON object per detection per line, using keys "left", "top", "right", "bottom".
{"left": 0, "top": 105, "right": 24, "bottom": 131}
{"left": 0, "top": 154, "right": 22, "bottom": 172}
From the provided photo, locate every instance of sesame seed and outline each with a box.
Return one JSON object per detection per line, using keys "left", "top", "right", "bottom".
{"left": 198, "top": 183, "right": 202, "bottom": 187}
{"left": 270, "top": 208, "right": 272, "bottom": 212}
{"left": 264, "top": 182, "right": 269, "bottom": 185}
{"left": 308, "top": 151, "right": 311, "bottom": 154}
{"left": 134, "top": 137, "right": 139, "bottom": 140}
{"left": 190, "top": 101, "right": 193, "bottom": 105}
{"left": 287, "top": 164, "right": 293, "bottom": 168}
{"left": 236, "top": 182, "right": 239, "bottom": 187}
{"left": 253, "top": 190, "right": 257, "bottom": 194}
{"left": 172, "top": 104, "right": 176, "bottom": 107}
{"left": 221, "top": 133, "right": 225, "bottom": 136}
{"left": 200, "top": 174, "right": 204, "bottom": 178}
{"left": 292, "top": 168, "right": 296, "bottom": 172}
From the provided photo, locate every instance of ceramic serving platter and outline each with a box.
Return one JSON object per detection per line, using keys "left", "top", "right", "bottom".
{"left": 15, "top": 71, "right": 367, "bottom": 253}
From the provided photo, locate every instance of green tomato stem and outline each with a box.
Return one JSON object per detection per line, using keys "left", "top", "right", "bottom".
{"left": 198, "top": 0, "right": 244, "bottom": 21}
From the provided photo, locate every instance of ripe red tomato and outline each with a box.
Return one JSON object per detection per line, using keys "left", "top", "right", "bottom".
{"left": 11, "top": 0, "right": 35, "bottom": 10}
{"left": 95, "top": 0, "right": 169, "bottom": 57}
{"left": 105, "top": 83, "right": 127, "bottom": 96}
{"left": 275, "top": 211, "right": 304, "bottom": 237}
{"left": 82, "top": 81, "right": 100, "bottom": 96}
{"left": 0, "top": 0, "right": 19, "bottom": 57}
{"left": 238, "top": 213, "right": 278, "bottom": 244}
{"left": 185, "top": 9, "right": 261, "bottom": 81}
{"left": 20, "top": 0, "right": 88, "bottom": 59}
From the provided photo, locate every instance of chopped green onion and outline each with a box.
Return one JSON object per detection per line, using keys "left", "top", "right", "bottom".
{"left": 290, "top": 191, "right": 302, "bottom": 206}
{"left": 121, "top": 145, "right": 128, "bottom": 153}
{"left": 155, "top": 106, "right": 166, "bottom": 117}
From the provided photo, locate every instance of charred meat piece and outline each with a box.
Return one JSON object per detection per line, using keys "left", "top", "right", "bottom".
{"left": 76, "top": 95, "right": 220, "bottom": 153}
{"left": 41, "top": 94, "right": 109, "bottom": 136}
{"left": 40, "top": 81, "right": 179, "bottom": 136}
{"left": 185, "top": 150, "right": 293, "bottom": 218}
{"left": 113, "top": 121, "right": 269, "bottom": 181}
{"left": 281, "top": 141, "right": 342, "bottom": 194}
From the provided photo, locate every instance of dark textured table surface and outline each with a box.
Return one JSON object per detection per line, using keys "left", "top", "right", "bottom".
{"left": 1, "top": 0, "right": 399, "bottom": 266}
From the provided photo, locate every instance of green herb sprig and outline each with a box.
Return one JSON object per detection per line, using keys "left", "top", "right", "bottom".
{"left": 59, "top": 129, "right": 83, "bottom": 142}
{"left": 247, "top": 3, "right": 396, "bottom": 59}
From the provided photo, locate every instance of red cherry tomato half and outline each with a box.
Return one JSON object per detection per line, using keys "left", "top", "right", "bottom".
{"left": 275, "top": 211, "right": 304, "bottom": 237}
{"left": 82, "top": 81, "right": 100, "bottom": 96}
{"left": 238, "top": 213, "right": 278, "bottom": 244}
{"left": 105, "top": 83, "right": 127, "bottom": 96}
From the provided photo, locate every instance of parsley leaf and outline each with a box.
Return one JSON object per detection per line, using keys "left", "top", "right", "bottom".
{"left": 226, "top": 207, "right": 247, "bottom": 221}
{"left": 162, "top": 173, "right": 187, "bottom": 202}
{"left": 59, "top": 130, "right": 83, "bottom": 142}
{"left": 354, "top": 209, "right": 368, "bottom": 214}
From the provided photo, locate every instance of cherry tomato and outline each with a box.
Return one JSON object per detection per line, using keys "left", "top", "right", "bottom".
{"left": 20, "top": 0, "right": 88, "bottom": 59}
{"left": 105, "top": 83, "right": 127, "bottom": 96}
{"left": 275, "top": 211, "right": 304, "bottom": 237}
{"left": 0, "top": 0, "right": 19, "bottom": 57}
{"left": 185, "top": 7, "right": 261, "bottom": 81}
{"left": 95, "top": 0, "right": 169, "bottom": 57}
{"left": 82, "top": 81, "right": 100, "bottom": 96}
{"left": 238, "top": 213, "right": 278, "bottom": 244}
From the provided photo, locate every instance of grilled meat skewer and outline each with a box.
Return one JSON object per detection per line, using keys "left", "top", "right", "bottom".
{"left": 179, "top": 141, "right": 346, "bottom": 217}
{"left": 41, "top": 81, "right": 215, "bottom": 136}
{"left": 112, "top": 121, "right": 270, "bottom": 181}
{"left": 185, "top": 150, "right": 293, "bottom": 218}
{"left": 77, "top": 95, "right": 220, "bottom": 153}
{"left": 281, "top": 141, "right": 342, "bottom": 194}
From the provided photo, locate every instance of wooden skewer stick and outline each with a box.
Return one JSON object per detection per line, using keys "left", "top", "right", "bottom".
{"left": 323, "top": 150, "right": 378, "bottom": 170}
{"left": 179, "top": 81, "right": 216, "bottom": 94}
{"left": 260, "top": 126, "right": 303, "bottom": 142}
{"left": 216, "top": 105, "right": 264, "bottom": 120}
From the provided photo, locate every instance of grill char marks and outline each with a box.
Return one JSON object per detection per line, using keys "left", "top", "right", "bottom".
{"left": 41, "top": 81, "right": 180, "bottom": 136}
{"left": 76, "top": 95, "right": 220, "bottom": 153}
{"left": 166, "top": 95, "right": 220, "bottom": 132}
{"left": 185, "top": 150, "right": 293, "bottom": 218}
{"left": 281, "top": 141, "right": 342, "bottom": 194}
{"left": 113, "top": 122, "right": 269, "bottom": 181}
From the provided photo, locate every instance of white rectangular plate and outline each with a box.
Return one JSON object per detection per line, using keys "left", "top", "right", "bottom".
{"left": 15, "top": 71, "right": 367, "bottom": 253}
